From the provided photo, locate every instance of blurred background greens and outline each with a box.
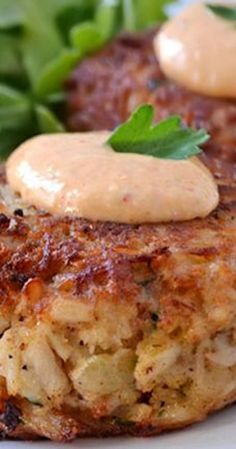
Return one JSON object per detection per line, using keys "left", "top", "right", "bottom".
{"left": 0, "top": 0, "right": 175, "bottom": 158}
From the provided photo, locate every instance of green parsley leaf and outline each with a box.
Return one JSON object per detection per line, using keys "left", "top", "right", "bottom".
{"left": 107, "top": 105, "right": 209, "bottom": 160}
{"left": 206, "top": 4, "right": 236, "bottom": 21}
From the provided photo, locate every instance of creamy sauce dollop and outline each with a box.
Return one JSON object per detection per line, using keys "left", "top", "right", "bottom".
{"left": 6, "top": 132, "right": 219, "bottom": 224}
{"left": 155, "top": 2, "right": 236, "bottom": 98}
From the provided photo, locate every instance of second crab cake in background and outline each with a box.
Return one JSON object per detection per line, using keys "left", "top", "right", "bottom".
{"left": 66, "top": 12, "right": 236, "bottom": 166}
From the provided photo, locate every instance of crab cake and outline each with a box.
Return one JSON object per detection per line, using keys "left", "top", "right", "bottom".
{"left": 0, "top": 158, "right": 235, "bottom": 441}
{"left": 65, "top": 29, "right": 236, "bottom": 166}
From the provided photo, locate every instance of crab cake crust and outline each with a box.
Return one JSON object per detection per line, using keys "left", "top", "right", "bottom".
{"left": 0, "top": 160, "right": 235, "bottom": 441}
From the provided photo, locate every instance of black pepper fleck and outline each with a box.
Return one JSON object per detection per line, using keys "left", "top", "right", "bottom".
{"left": 151, "top": 313, "right": 159, "bottom": 323}
{"left": 14, "top": 209, "right": 24, "bottom": 217}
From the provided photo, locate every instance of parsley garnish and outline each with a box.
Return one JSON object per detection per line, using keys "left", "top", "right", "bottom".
{"left": 206, "top": 4, "right": 236, "bottom": 21}
{"left": 107, "top": 105, "right": 209, "bottom": 160}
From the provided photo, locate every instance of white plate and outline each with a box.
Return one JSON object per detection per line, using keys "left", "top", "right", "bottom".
{"left": 1, "top": 404, "right": 236, "bottom": 448}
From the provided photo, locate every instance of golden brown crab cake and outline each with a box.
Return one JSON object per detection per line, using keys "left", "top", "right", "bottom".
{"left": 0, "top": 161, "right": 235, "bottom": 441}
{"left": 65, "top": 29, "right": 236, "bottom": 166}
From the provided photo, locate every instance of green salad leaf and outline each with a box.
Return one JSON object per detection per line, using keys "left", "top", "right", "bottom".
{"left": 35, "top": 48, "right": 81, "bottom": 98}
{"left": 70, "top": 22, "right": 105, "bottom": 54}
{"left": 21, "top": 0, "right": 63, "bottom": 88}
{"left": 0, "top": 35, "right": 22, "bottom": 78}
{"left": 0, "top": 0, "right": 24, "bottom": 29}
{"left": 0, "top": 0, "right": 173, "bottom": 159}
{"left": 107, "top": 105, "right": 209, "bottom": 160}
{"left": 206, "top": 4, "right": 236, "bottom": 21}
{"left": 35, "top": 104, "right": 65, "bottom": 133}
{"left": 0, "top": 84, "right": 31, "bottom": 131}
{"left": 122, "top": 0, "right": 136, "bottom": 31}
{"left": 95, "top": 0, "right": 121, "bottom": 39}
{"left": 0, "top": 128, "right": 31, "bottom": 159}
{"left": 135, "top": 0, "right": 172, "bottom": 28}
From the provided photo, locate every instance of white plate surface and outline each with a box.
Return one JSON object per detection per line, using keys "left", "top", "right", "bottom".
{"left": 2, "top": 405, "right": 236, "bottom": 449}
